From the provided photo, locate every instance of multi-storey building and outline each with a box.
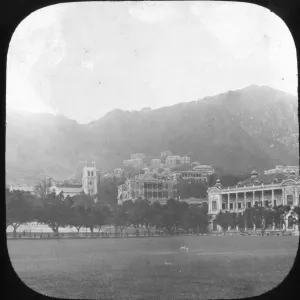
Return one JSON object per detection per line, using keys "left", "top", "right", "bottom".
{"left": 192, "top": 165, "right": 214, "bottom": 175}
{"left": 123, "top": 158, "right": 143, "bottom": 167}
{"left": 178, "top": 170, "right": 209, "bottom": 182}
{"left": 264, "top": 165, "right": 299, "bottom": 175}
{"left": 117, "top": 173, "right": 178, "bottom": 205}
{"left": 180, "top": 156, "right": 191, "bottom": 165}
{"left": 131, "top": 153, "right": 146, "bottom": 160}
{"left": 114, "top": 168, "right": 124, "bottom": 178}
{"left": 207, "top": 170, "right": 300, "bottom": 232}
{"left": 166, "top": 155, "right": 181, "bottom": 166}
{"left": 151, "top": 158, "right": 161, "bottom": 168}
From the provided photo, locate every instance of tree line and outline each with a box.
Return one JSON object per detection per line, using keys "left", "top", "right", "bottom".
{"left": 6, "top": 185, "right": 210, "bottom": 237}
{"left": 214, "top": 204, "right": 300, "bottom": 233}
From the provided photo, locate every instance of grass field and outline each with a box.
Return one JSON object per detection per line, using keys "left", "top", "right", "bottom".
{"left": 7, "top": 236, "right": 298, "bottom": 299}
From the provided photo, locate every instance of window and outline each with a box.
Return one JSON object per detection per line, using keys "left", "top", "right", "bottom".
{"left": 238, "top": 202, "right": 241, "bottom": 209}
{"left": 212, "top": 201, "right": 217, "bottom": 211}
{"left": 91, "top": 171, "right": 94, "bottom": 177}
{"left": 88, "top": 171, "right": 90, "bottom": 176}
{"left": 222, "top": 203, "right": 226, "bottom": 210}
{"left": 273, "top": 200, "right": 276, "bottom": 207}
{"left": 230, "top": 203, "right": 234, "bottom": 210}
{"left": 247, "top": 202, "right": 251, "bottom": 208}
{"left": 287, "top": 195, "right": 293, "bottom": 206}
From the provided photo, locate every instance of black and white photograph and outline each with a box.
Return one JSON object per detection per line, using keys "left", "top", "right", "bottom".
{"left": 5, "top": 1, "right": 299, "bottom": 299}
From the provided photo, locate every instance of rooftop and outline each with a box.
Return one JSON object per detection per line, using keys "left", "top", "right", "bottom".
{"left": 228, "top": 172, "right": 299, "bottom": 188}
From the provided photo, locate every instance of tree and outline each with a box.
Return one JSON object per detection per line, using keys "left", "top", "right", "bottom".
{"left": 97, "top": 178, "right": 120, "bottom": 206}
{"left": 161, "top": 199, "right": 188, "bottom": 232}
{"left": 67, "top": 207, "right": 85, "bottom": 233}
{"left": 6, "top": 190, "right": 36, "bottom": 236}
{"left": 215, "top": 211, "right": 235, "bottom": 232}
{"left": 147, "top": 201, "right": 164, "bottom": 229}
{"left": 94, "top": 202, "right": 112, "bottom": 233}
{"left": 111, "top": 204, "right": 130, "bottom": 235}
{"left": 183, "top": 205, "right": 210, "bottom": 234}
{"left": 293, "top": 206, "right": 300, "bottom": 230}
{"left": 127, "top": 199, "right": 151, "bottom": 235}
{"left": 71, "top": 193, "right": 98, "bottom": 234}
{"left": 37, "top": 192, "right": 71, "bottom": 234}
{"left": 34, "top": 177, "right": 53, "bottom": 199}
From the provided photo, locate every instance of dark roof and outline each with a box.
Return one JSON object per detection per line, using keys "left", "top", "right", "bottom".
{"left": 228, "top": 173, "right": 298, "bottom": 188}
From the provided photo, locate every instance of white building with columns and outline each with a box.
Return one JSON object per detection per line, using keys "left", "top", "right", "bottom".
{"left": 207, "top": 170, "right": 300, "bottom": 232}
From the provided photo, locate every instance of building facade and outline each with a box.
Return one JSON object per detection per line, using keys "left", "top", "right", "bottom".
{"left": 207, "top": 171, "right": 300, "bottom": 232}
{"left": 117, "top": 173, "right": 178, "bottom": 205}
{"left": 180, "top": 156, "right": 191, "bottom": 164}
{"left": 151, "top": 158, "right": 161, "bottom": 168}
{"left": 82, "top": 161, "right": 98, "bottom": 196}
{"left": 123, "top": 158, "right": 143, "bottom": 167}
{"left": 114, "top": 168, "right": 124, "bottom": 178}
{"left": 131, "top": 153, "right": 146, "bottom": 160}
{"left": 50, "top": 184, "right": 83, "bottom": 198}
{"left": 178, "top": 170, "right": 208, "bottom": 182}
{"left": 166, "top": 155, "right": 181, "bottom": 166}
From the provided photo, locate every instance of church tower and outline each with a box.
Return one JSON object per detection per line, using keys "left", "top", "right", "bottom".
{"left": 82, "top": 161, "right": 98, "bottom": 196}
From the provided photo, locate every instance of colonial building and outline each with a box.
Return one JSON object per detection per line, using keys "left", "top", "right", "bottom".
{"left": 117, "top": 173, "right": 178, "bottom": 205}
{"left": 48, "top": 162, "right": 98, "bottom": 200}
{"left": 207, "top": 170, "right": 300, "bottom": 232}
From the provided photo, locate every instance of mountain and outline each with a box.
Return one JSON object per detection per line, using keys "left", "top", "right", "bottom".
{"left": 6, "top": 85, "right": 299, "bottom": 184}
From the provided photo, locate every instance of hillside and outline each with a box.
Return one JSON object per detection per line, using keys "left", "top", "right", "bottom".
{"left": 6, "top": 85, "right": 299, "bottom": 184}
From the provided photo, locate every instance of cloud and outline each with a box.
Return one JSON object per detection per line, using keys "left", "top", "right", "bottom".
{"left": 128, "top": 2, "right": 182, "bottom": 23}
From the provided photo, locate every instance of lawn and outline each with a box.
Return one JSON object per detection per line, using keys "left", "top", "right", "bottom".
{"left": 7, "top": 236, "right": 298, "bottom": 299}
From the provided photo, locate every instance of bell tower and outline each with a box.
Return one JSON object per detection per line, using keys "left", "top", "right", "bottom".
{"left": 82, "top": 161, "right": 98, "bottom": 196}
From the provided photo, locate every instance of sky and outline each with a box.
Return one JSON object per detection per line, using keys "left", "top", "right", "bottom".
{"left": 6, "top": 1, "right": 297, "bottom": 124}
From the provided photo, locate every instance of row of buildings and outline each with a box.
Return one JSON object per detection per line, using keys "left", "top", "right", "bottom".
{"left": 123, "top": 151, "right": 192, "bottom": 169}
{"left": 7, "top": 159, "right": 299, "bottom": 233}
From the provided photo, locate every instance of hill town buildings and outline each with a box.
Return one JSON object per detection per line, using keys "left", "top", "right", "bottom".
{"left": 264, "top": 165, "right": 299, "bottom": 175}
